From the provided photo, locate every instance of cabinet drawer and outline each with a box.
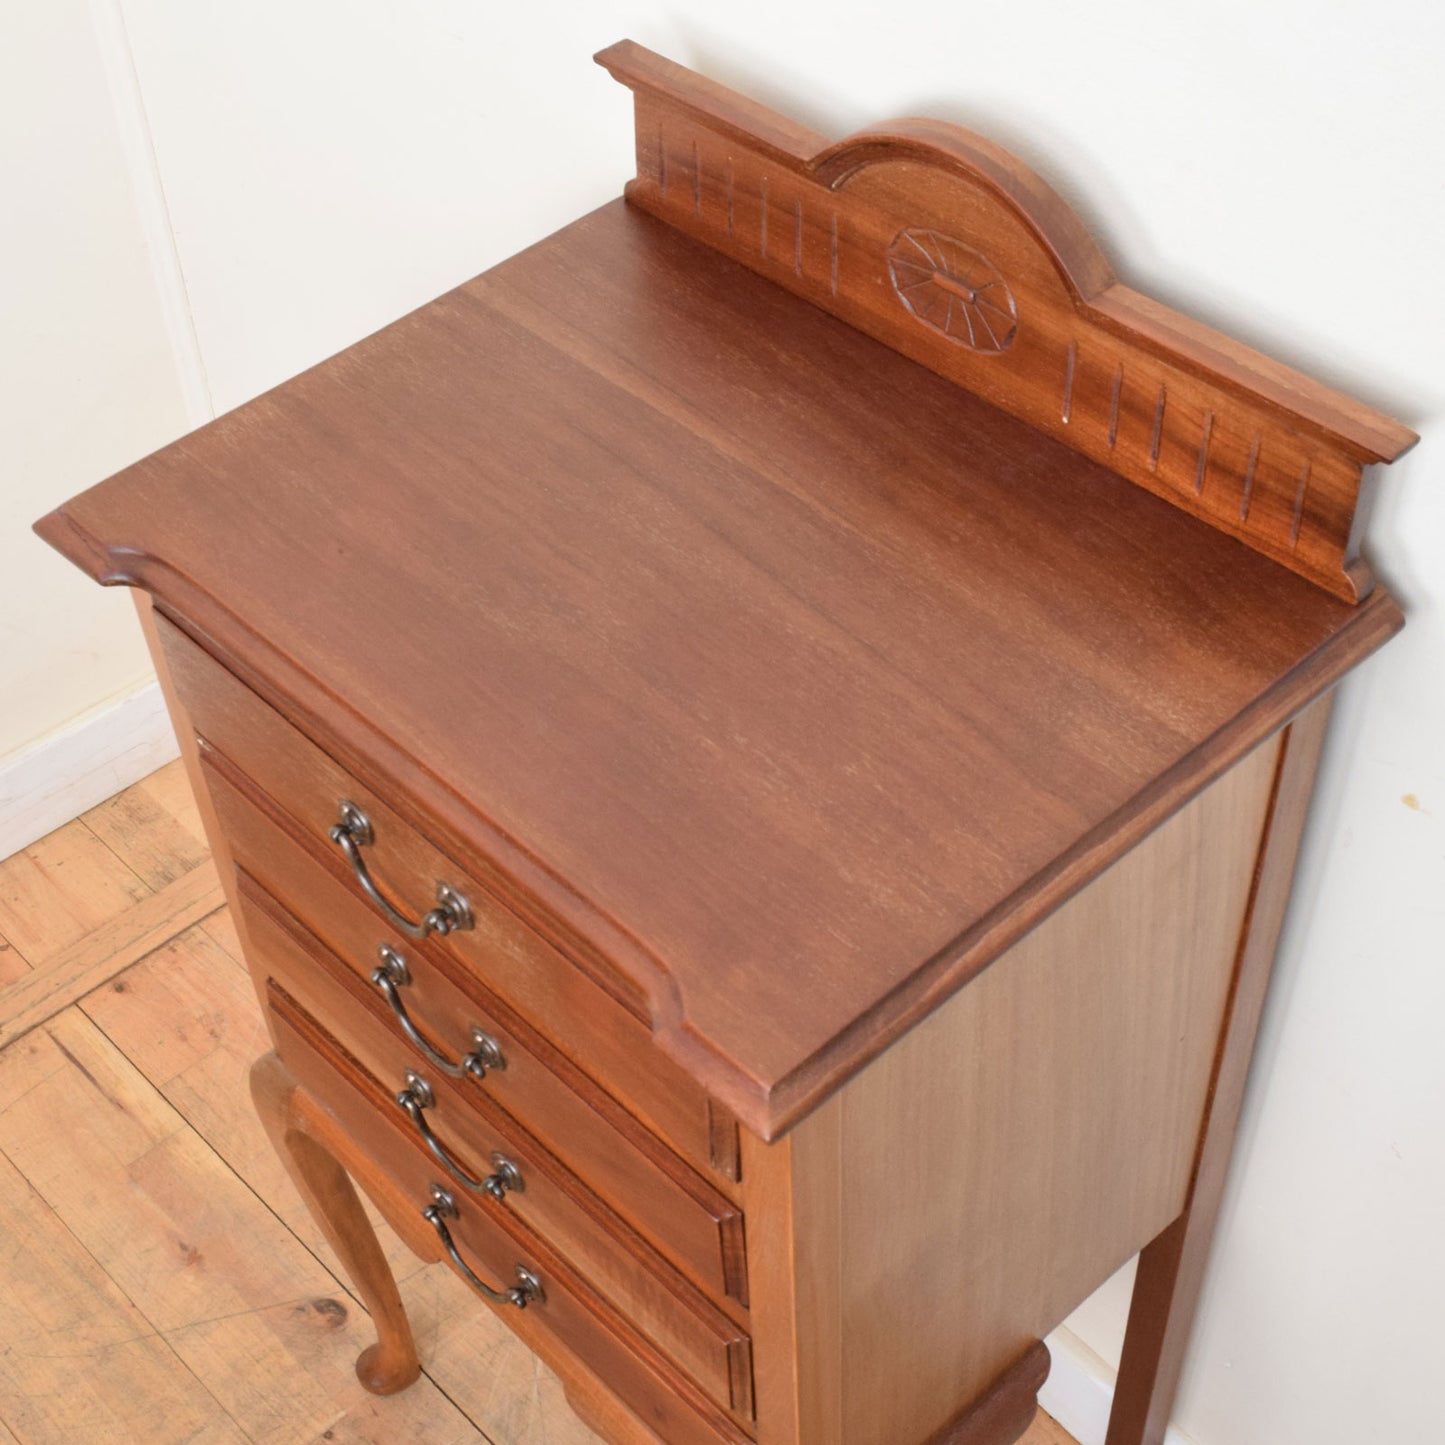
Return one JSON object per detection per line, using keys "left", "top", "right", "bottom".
{"left": 233, "top": 856, "right": 747, "bottom": 1324}
{"left": 206, "top": 749, "right": 746, "bottom": 1305}
{"left": 154, "top": 610, "right": 735, "bottom": 1183}
{"left": 268, "top": 981, "right": 754, "bottom": 1444}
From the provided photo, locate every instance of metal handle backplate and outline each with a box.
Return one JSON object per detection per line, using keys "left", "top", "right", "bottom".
{"left": 422, "top": 1186, "right": 542, "bottom": 1309}
{"left": 371, "top": 945, "right": 506, "bottom": 1081}
{"left": 329, "top": 799, "right": 473, "bottom": 940}
{"left": 396, "top": 1072, "right": 524, "bottom": 1201}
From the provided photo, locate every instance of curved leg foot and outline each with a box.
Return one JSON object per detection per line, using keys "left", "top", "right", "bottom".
{"left": 355, "top": 1339, "right": 417, "bottom": 1397}
{"left": 251, "top": 1051, "right": 421, "bottom": 1396}
{"left": 930, "top": 1341, "right": 1050, "bottom": 1445}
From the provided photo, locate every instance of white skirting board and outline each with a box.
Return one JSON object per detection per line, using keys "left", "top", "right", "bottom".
{"left": 1040, "top": 1326, "right": 1195, "bottom": 1445}
{"left": 0, "top": 680, "right": 180, "bottom": 860}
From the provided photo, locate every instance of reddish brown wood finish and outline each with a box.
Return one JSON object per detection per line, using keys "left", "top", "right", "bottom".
{"left": 193, "top": 739, "right": 751, "bottom": 1294}
{"left": 930, "top": 1341, "right": 1051, "bottom": 1445}
{"left": 155, "top": 609, "right": 647, "bottom": 1015}
{"left": 34, "top": 191, "right": 1403, "bottom": 1138}
{"left": 245, "top": 881, "right": 752, "bottom": 1416}
{"left": 209, "top": 760, "right": 747, "bottom": 1270}
{"left": 32, "top": 40, "right": 1414, "bottom": 1445}
{"left": 596, "top": 41, "right": 1417, "bottom": 602}
{"left": 248, "top": 1050, "right": 420, "bottom": 1395}
{"left": 153, "top": 611, "right": 726, "bottom": 1176}
{"left": 1105, "top": 697, "right": 1333, "bottom": 1445}
{"left": 231, "top": 850, "right": 748, "bottom": 1320}
{"left": 268, "top": 986, "right": 755, "bottom": 1442}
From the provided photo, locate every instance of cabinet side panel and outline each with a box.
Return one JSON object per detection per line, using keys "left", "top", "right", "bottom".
{"left": 134, "top": 594, "right": 247, "bottom": 927}
{"left": 822, "top": 735, "right": 1281, "bottom": 1445}
{"left": 1105, "top": 694, "right": 1334, "bottom": 1444}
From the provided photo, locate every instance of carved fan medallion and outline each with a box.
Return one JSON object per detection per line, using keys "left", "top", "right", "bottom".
{"left": 888, "top": 230, "right": 1018, "bottom": 353}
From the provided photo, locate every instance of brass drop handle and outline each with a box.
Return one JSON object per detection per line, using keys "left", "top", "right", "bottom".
{"left": 422, "top": 1186, "right": 543, "bottom": 1309}
{"left": 371, "top": 945, "right": 506, "bottom": 1081}
{"left": 396, "top": 1072, "right": 525, "bottom": 1202}
{"left": 329, "top": 799, "right": 473, "bottom": 940}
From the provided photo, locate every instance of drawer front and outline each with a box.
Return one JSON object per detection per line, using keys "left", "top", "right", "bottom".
{"left": 268, "top": 982, "right": 754, "bottom": 1444}
{"left": 236, "top": 858, "right": 747, "bottom": 1337}
{"left": 208, "top": 752, "right": 746, "bottom": 1308}
{"left": 155, "top": 610, "right": 735, "bottom": 1184}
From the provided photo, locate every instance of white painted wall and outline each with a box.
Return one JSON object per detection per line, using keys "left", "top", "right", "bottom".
{"left": 4, "top": 2, "right": 1441, "bottom": 1440}
{"left": 0, "top": 1, "right": 201, "bottom": 758}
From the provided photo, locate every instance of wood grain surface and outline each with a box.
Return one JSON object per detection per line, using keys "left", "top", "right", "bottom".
{"left": 598, "top": 40, "right": 1418, "bottom": 600}
{"left": 268, "top": 988, "right": 756, "bottom": 1445}
{"left": 740, "top": 734, "right": 1281, "bottom": 1445}
{"left": 157, "top": 608, "right": 727, "bottom": 1178}
{"left": 930, "top": 1342, "right": 1052, "bottom": 1445}
{"left": 22, "top": 42, "right": 1397, "bottom": 1445}
{"left": 0, "top": 763, "right": 1081, "bottom": 1445}
{"left": 240, "top": 872, "right": 753, "bottom": 1404}
{"left": 249, "top": 1048, "right": 423, "bottom": 1395}
{"left": 0, "top": 766, "right": 595, "bottom": 1444}
{"left": 1105, "top": 698, "right": 1333, "bottom": 1445}
{"left": 0, "top": 861, "right": 222, "bottom": 1049}
{"left": 35, "top": 180, "right": 1403, "bottom": 1141}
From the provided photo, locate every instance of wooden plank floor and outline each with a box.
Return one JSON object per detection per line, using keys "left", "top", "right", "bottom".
{"left": 0, "top": 760, "right": 1082, "bottom": 1445}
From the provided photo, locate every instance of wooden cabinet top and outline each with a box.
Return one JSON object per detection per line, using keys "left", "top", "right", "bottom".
{"left": 37, "top": 44, "right": 1412, "bottom": 1138}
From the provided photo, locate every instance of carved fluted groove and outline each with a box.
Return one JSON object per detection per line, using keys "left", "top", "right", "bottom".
{"left": 595, "top": 39, "right": 827, "bottom": 164}
{"left": 598, "top": 38, "right": 1417, "bottom": 603}
{"left": 813, "top": 120, "right": 1116, "bottom": 299}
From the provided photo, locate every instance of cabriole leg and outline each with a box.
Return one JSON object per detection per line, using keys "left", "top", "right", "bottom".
{"left": 249, "top": 1050, "right": 421, "bottom": 1395}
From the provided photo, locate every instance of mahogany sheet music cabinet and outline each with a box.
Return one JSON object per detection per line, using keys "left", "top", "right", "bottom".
{"left": 37, "top": 42, "right": 1416, "bottom": 1445}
